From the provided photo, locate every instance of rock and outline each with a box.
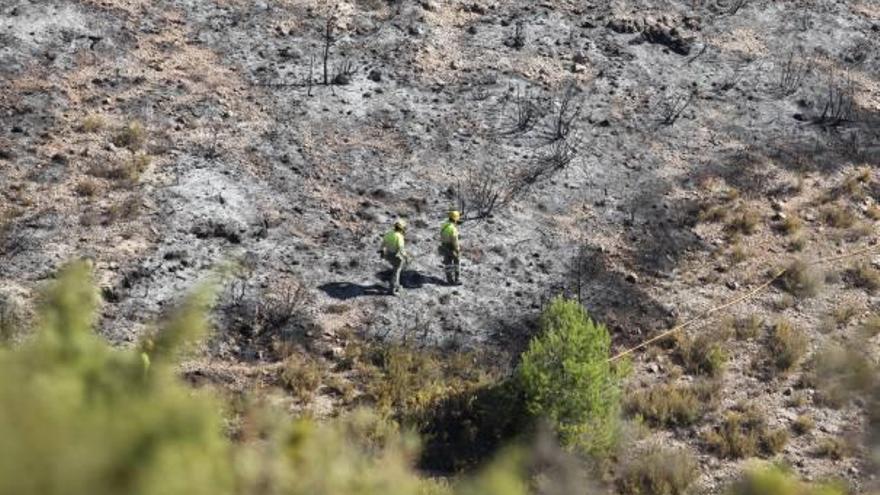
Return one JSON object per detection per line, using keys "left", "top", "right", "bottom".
{"left": 641, "top": 22, "right": 693, "bottom": 55}
{"left": 465, "top": 2, "right": 488, "bottom": 15}
{"left": 607, "top": 17, "right": 640, "bottom": 34}
{"left": 625, "top": 272, "right": 638, "bottom": 283}
{"left": 367, "top": 69, "right": 382, "bottom": 82}
{"left": 332, "top": 72, "right": 351, "bottom": 85}
{"left": 467, "top": 25, "right": 478, "bottom": 35}
{"left": 726, "top": 280, "right": 739, "bottom": 290}
{"left": 419, "top": 0, "right": 437, "bottom": 11}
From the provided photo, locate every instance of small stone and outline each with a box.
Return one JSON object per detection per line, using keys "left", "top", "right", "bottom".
{"left": 367, "top": 68, "right": 382, "bottom": 82}
{"left": 726, "top": 280, "right": 739, "bottom": 290}
{"left": 625, "top": 272, "right": 638, "bottom": 283}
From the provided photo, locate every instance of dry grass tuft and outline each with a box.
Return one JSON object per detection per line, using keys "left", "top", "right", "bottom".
{"left": 729, "top": 243, "right": 749, "bottom": 265}
{"left": 74, "top": 179, "right": 100, "bottom": 198}
{"left": 617, "top": 444, "right": 698, "bottom": 495}
{"left": 779, "top": 259, "right": 823, "bottom": 299}
{"left": 778, "top": 214, "right": 803, "bottom": 236}
{"left": 674, "top": 331, "right": 728, "bottom": 377}
{"left": 625, "top": 379, "right": 720, "bottom": 428}
{"left": 860, "top": 315, "right": 880, "bottom": 339}
{"left": 734, "top": 315, "right": 764, "bottom": 340}
{"left": 815, "top": 436, "right": 854, "bottom": 460}
{"left": 788, "top": 235, "right": 806, "bottom": 252}
{"left": 726, "top": 206, "right": 761, "bottom": 236}
{"left": 80, "top": 114, "right": 106, "bottom": 133}
{"left": 703, "top": 403, "right": 788, "bottom": 459}
{"left": 820, "top": 203, "right": 856, "bottom": 229}
{"left": 846, "top": 262, "right": 880, "bottom": 293}
{"left": 792, "top": 414, "right": 815, "bottom": 435}
{"left": 280, "top": 354, "right": 324, "bottom": 402}
{"left": 819, "top": 303, "right": 860, "bottom": 333}
{"left": 112, "top": 121, "right": 146, "bottom": 152}
{"left": 802, "top": 344, "right": 875, "bottom": 409}
{"left": 765, "top": 319, "right": 808, "bottom": 374}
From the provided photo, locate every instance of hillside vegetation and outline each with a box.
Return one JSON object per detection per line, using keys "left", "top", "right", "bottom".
{"left": 1, "top": 0, "right": 879, "bottom": 492}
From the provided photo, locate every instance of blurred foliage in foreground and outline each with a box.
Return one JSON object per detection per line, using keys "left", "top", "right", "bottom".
{"left": 0, "top": 262, "right": 527, "bottom": 495}
{"left": 0, "top": 262, "right": 876, "bottom": 495}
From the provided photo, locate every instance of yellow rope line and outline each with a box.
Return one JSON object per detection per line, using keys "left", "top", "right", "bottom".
{"left": 608, "top": 242, "right": 880, "bottom": 362}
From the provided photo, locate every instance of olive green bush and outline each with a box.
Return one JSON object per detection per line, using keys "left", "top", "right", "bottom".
{"left": 728, "top": 465, "right": 845, "bottom": 495}
{"left": 518, "top": 297, "right": 623, "bottom": 457}
{"left": 0, "top": 262, "right": 232, "bottom": 495}
{"left": 0, "top": 262, "right": 532, "bottom": 495}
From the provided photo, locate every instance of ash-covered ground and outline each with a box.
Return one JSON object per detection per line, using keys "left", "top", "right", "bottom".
{"left": 2, "top": 0, "right": 880, "bottom": 490}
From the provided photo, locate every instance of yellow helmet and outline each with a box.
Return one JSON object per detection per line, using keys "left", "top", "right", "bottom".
{"left": 448, "top": 210, "right": 461, "bottom": 222}
{"left": 393, "top": 219, "right": 407, "bottom": 232}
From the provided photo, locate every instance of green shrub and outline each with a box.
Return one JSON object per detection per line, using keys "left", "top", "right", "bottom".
{"left": 617, "top": 444, "right": 698, "bottom": 495}
{"left": 518, "top": 297, "right": 623, "bottom": 457}
{"left": 728, "top": 465, "right": 846, "bottom": 495}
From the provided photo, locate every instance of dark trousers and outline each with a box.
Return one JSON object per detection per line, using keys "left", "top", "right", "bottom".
{"left": 439, "top": 245, "right": 460, "bottom": 284}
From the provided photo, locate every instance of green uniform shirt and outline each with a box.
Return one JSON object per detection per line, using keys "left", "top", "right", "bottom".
{"left": 440, "top": 221, "right": 460, "bottom": 251}
{"left": 383, "top": 230, "right": 405, "bottom": 254}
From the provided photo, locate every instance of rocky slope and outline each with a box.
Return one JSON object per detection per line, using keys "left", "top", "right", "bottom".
{"left": 2, "top": 0, "right": 879, "bottom": 490}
